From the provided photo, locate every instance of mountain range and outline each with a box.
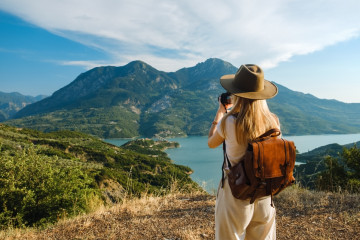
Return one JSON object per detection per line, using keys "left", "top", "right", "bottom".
{"left": 4, "top": 58, "right": 360, "bottom": 138}
{"left": 0, "top": 91, "right": 46, "bottom": 122}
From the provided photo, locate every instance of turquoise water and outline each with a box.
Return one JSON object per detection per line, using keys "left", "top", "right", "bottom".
{"left": 106, "top": 133, "right": 360, "bottom": 193}
{"left": 165, "top": 136, "right": 223, "bottom": 193}
{"left": 105, "top": 138, "right": 133, "bottom": 146}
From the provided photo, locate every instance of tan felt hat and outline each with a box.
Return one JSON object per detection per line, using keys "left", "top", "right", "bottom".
{"left": 220, "top": 64, "right": 278, "bottom": 99}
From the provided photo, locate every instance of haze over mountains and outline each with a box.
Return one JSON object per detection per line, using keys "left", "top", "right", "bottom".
{"left": 0, "top": 92, "right": 46, "bottom": 122}
{"left": 3, "top": 58, "right": 360, "bottom": 138}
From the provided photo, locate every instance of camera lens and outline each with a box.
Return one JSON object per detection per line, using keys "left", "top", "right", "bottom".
{"left": 220, "top": 92, "right": 232, "bottom": 105}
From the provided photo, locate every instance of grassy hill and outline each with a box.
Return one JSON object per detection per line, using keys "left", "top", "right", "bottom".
{"left": 0, "top": 124, "right": 198, "bottom": 228}
{"left": 3, "top": 107, "right": 140, "bottom": 138}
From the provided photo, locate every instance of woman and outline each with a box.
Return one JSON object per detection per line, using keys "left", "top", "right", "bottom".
{"left": 208, "top": 64, "right": 280, "bottom": 240}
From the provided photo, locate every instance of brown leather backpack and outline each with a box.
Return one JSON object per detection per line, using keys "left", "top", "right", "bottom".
{"left": 222, "top": 128, "right": 296, "bottom": 206}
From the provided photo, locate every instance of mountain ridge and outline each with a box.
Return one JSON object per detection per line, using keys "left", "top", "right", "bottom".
{"left": 5, "top": 58, "right": 360, "bottom": 138}
{"left": 0, "top": 91, "right": 47, "bottom": 121}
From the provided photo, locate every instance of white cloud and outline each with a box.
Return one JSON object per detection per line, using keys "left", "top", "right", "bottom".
{"left": 59, "top": 60, "right": 109, "bottom": 70}
{"left": 1, "top": 0, "right": 360, "bottom": 71}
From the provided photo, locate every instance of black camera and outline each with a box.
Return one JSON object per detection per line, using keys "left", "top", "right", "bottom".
{"left": 219, "top": 92, "right": 232, "bottom": 106}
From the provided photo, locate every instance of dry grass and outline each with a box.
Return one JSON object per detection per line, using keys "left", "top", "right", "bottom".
{"left": 0, "top": 190, "right": 214, "bottom": 240}
{"left": 275, "top": 185, "right": 360, "bottom": 240}
{"left": 1, "top": 185, "right": 359, "bottom": 240}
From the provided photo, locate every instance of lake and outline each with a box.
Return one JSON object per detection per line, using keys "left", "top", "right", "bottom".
{"left": 106, "top": 133, "right": 360, "bottom": 193}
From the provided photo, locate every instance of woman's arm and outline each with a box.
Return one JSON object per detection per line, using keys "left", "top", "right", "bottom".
{"left": 208, "top": 129, "right": 224, "bottom": 148}
{"left": 208, "top": 102, "right": 226, "bottom": 148}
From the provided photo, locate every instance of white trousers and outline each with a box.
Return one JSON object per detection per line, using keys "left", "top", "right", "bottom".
{"left": 215, "top": 179, "right": 276, "bottom": 240}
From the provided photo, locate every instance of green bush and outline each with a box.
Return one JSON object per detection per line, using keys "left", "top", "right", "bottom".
{"left": 0, "top": 145, "right": 100, "bottom": 228}
{"left": 316, "top": 145, "right": 360, "bottom": 193}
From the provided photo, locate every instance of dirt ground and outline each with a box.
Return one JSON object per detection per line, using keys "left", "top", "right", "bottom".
{"left": 1, "top": 187, "right": 359, "bottom": 240}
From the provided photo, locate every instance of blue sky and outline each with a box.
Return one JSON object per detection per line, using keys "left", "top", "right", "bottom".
{"left": 1, "top": 0, "right": 360, "bottom": 103}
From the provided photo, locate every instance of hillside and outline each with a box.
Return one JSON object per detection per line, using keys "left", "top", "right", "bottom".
{"left": 268, "top": 84, "right": 360, "bottom": 135}
{"left": 0, "top": 91, "right": 46, "bottom": 121}
{"left": 2, "top": 187, "right": 359, "bottom": 240}
{"left": 0, "top": 124, "right": 198, "bottom": 227}
{"left": 5, "top": 58, "right": 360, "bottom": 138}
{"left": 295, "top": 141, "right": 360, "bottom": 189}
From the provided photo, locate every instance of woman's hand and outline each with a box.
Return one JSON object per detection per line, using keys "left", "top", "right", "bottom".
{"left": 218, "top": 99, "right": 227, "bottom": 114}
{"left": 218, "top": 97, "right": 233, "bottom": 114}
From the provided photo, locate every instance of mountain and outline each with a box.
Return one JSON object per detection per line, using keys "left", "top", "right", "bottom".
{"left": 268, "top": 85, "right": 360, "bottom": 135}
{"left": 0, "top": 91, "right": 46, "bottom": 121}
{"left": 6, "top": 58, "right": 360, "bottom": 138}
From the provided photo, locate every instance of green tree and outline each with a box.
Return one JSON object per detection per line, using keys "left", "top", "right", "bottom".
{"left": 342, "top": 145, "right": 360, "bottom": 176}
{"left": 342, "top": 145, "right": 360, "bottom": 192}
{"left": 317, "top": 145, "right": 360, "bottom": 193}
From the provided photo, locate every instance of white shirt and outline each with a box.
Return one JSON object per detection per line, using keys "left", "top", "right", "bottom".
{"left": 216, "top": 115, "right": 247, "bottom": 167}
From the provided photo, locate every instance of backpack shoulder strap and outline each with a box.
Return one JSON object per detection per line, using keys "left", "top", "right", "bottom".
{"left": 255, "top": 128, "right": 281, "bottom": 141}
{"left": 221, "top": 142, "right": 232, "bottom": 188}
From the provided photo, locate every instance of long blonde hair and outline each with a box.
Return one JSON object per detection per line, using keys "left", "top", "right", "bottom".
{"left": 220, "top": 96, "right": 279, "bottom": 144}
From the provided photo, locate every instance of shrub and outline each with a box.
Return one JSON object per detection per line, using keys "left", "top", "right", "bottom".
{"left": 0, "top": 145, "right": 101, "bottom": 228}
{"left": 316, "top": 145, "right": 360, "bottom": 193}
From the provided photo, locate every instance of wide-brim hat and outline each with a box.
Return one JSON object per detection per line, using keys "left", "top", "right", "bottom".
{"left": 220, "top": 64, "right": 278, "bottom": 100}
